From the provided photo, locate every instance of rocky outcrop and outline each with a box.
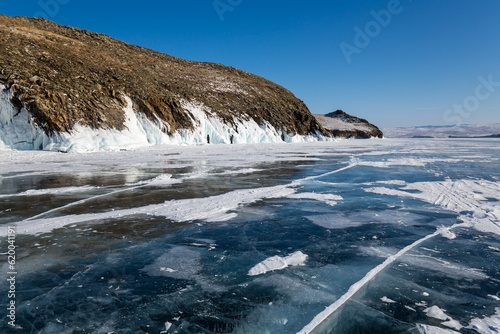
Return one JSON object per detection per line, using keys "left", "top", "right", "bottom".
{"left": 314, "top": 110, "right": 383, "bottom": 138}
{"left": 0, "top": 14, "right": 324, "bottom": 143}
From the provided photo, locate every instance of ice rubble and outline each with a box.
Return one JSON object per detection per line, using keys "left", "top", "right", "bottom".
{"left": 0, "top": 87, "right": 330, "bottom": 152}
{"left": 417, "top": 324, "right": 460, "bottom": 334}
{"left": 423, "top": 306, "right": 463, "bottom": 330}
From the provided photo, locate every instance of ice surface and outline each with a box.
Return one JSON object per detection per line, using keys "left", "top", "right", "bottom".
{"left": 306, "top": 209, "right": 426, "bottom": 230}
{"left": 402, "top": 252, "right": 489, "bottom": 281}
{"left": 306, "top": 213, "right": 365, "bottom": 229}
{"left": 3, "top": 155, "right": 361, "bottom": 235}
{"left": 286, "top": 192, "right": 343, "bottom": 206}
{"left": 248, "top": 251, "right": 308, "bottom": 276}
{"left": 297, "top": 225, "right": 454, "bottom": 334}
{"left": 141, "top": 247, "right": 201, "bottom": 280}
{"left": 1, "top": 138, "right": 499, "bottom": 334}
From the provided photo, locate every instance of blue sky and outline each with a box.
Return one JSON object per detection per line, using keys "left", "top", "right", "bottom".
{"left": 2, "top": 0, "right": 499, "bottom": 127}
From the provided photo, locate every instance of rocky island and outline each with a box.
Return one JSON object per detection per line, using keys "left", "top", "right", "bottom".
{"left": 0, "top": 15, "right": 382, "bottom": 152}
{"left": 314, "top": 110, "right": 383, "bottom": 139}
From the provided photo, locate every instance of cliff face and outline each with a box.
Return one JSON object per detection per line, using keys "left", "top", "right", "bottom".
{"left": 0, "top": 15, "right": 323, "bottom": 145}
{"left": 314, "top": 110, "right": 383, "bottom": 139}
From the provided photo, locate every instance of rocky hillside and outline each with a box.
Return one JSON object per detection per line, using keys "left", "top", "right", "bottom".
{"left": 0, "top": 15, "right": 325, "bottom": 147}
{"left": 314, "top": 110, "right": 383, "bottom": 138}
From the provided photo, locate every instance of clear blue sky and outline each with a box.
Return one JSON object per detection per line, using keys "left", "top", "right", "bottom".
{"left": 2, "top": 0, "right": 500, "bottom": 127}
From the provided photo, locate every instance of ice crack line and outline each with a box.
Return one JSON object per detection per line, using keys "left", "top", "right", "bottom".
{"left": 297, "top": 223, "right": 467, "bottom": 334}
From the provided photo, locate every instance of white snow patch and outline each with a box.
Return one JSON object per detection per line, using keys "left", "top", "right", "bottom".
{"left": 365, "top": 179, "right": 500, "bottom": 235}
{"left": 0, "top": 185, "right": 98, "bottom": 198}
{"left": 380, "top": 296, "right": 396, "bottom": 303}
{"left": 424, "top": 306, "right": 450, "bottom": 321}
{"left": 468, "top": 308, "right": 500, "bottom": 334}
{"left": 137, "top": 174, "right": 182, "bottom": 187}
{"left": 248, "top": 251, "right": 308, "bottom": 276}
{"left": 488, "top": 294, "right": 500, "bottom": 301}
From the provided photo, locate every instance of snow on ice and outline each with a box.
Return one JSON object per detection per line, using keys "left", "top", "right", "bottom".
{"left": 248, "top": 251, "right": 308, "bottom": 276}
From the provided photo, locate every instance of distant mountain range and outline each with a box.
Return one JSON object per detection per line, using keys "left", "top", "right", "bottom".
{"left": 383, "top": 123, "right": 500, "bottom": 138}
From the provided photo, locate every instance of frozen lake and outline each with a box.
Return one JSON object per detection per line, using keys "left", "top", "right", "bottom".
{"left": 1, "top": 138, "right": 499, "bottom": 333}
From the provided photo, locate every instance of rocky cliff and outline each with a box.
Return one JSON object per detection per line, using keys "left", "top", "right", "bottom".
{"left": 314, "top": 110, "right": 383, "bottom": 139}
{"left": 0, "top": 15, "right": 328, "bottom": 150}
{"left": 0, "top": 15, "right": 383, "bottom": 151}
